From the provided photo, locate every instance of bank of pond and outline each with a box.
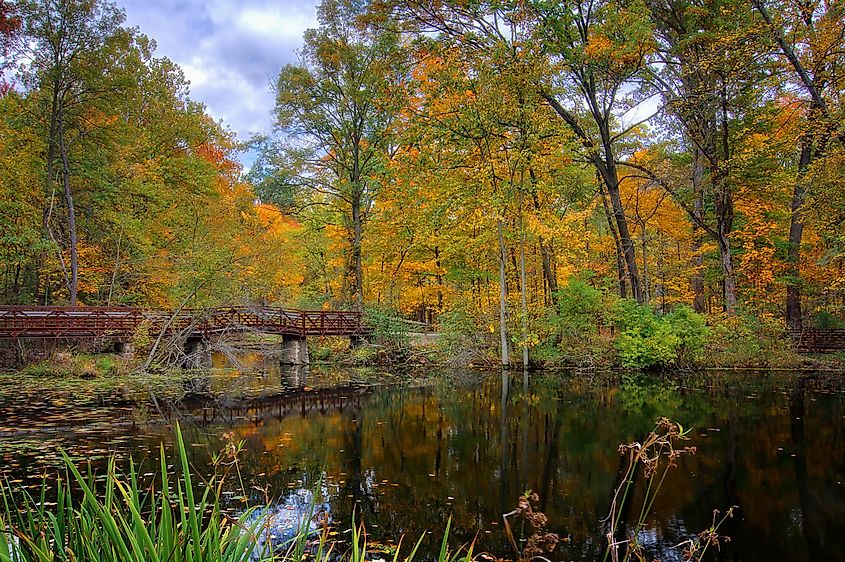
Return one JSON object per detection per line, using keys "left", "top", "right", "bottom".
{"left": 0, "top": 365, "right": 843, "bottom": 561}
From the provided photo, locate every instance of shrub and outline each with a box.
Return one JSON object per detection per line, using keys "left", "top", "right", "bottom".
{"left": 809, "top": 311, "right": 845, "bottom": 329}
{"left": 538, "top": 278, "right": 616, "bottom": 367}
{"left": 434, "top": 303, "right": 494, "bottom": 366}
{"left": 707, "top": 311, "right": 798, "bottom": 367}
{"left": 363, "top": 305, "right": 409, "bottom": 348}
{"left": 611, "top": 304, "right": 708, "bottom": 370}
{"left": 554, "top": 279, "right": 604, "bottom": 339}
{"left": 664, "top": 305, "right": 709, "bottom": 363}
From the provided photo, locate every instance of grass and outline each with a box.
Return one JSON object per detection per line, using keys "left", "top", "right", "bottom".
{"left": 0, "top": 426, "right": 269, "bottom": 562}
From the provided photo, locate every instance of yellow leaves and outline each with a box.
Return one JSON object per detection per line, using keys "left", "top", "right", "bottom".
{"left": 585, "top": 34, "right": 613, "bottom": 60}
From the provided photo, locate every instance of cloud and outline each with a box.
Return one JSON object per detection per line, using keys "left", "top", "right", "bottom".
{"left": 116, "top": 0, "right": 317, "bottom": 151}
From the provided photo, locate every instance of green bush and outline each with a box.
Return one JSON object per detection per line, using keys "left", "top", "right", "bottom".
{"left": 706, "top": 311, "right": 798, "bottom": 367}
{"left": 664, "top": 305, "right": 709, "bottom": 363}
{"left": 612, "top": 304, "right": 708, "bottom": 370}
{"left": 362, "top": 305, "right": 409, "bottom": 348}
{"left": 809, "top": 311, "right": 845, "bottom": 329}
{"left": 554, "top": 279, "right": 604, "bottom": 339}
{"left": 435, "top": 303, "right": 489, "bottom": 360}
{"left": 536, "top": 278, "right": 615, "bottom": 367}
{"left": 310, "top": 345, "right": 332, "bottom": 361}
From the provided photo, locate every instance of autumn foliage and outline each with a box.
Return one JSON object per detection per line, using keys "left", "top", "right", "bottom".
{"left": 1, "top": 0, "right": 844, "bottom": 365}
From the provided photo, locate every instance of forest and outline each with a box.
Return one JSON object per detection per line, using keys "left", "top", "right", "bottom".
{"left": 1, "top": 0, "right": 844, "bottom": 368}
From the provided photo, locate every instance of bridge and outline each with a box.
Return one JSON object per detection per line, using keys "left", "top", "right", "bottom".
{"left": 0, "top": 305, "right": 367, "bottom": 365}
{"left": 792, "top": 328, "right": 845, "bottom": 353}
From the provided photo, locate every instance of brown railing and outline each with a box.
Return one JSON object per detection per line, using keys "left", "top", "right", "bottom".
{"left": 0, "top": 306, "right": 364, "bottom": 339}
{"left": 792, "top": 328, "right": 845, "bottom": 353}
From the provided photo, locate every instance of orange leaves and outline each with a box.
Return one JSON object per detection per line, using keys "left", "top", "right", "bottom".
{"left": 195, "top": 142, "right": 242, "bottom": 186}
{"left": 584, "top": 34, "right": 614, "bottom": 60}
{"left": 733, "top": 187, "right": 787, "bottom": 311}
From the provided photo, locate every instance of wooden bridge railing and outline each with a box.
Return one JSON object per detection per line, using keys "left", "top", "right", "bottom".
{"left": 792, "top": 328, "right": 845, "bottom": 353}
{"left": 0, "top": 306, "right": 365, "bottom": 339}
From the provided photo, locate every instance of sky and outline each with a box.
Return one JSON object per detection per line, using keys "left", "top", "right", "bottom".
{"left": 115, "top": 0, "right": 318, "bottom": 166}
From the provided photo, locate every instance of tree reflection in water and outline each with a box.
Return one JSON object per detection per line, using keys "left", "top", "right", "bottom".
{"left": 1, "top": 367, "right": 844, "bottom": 561}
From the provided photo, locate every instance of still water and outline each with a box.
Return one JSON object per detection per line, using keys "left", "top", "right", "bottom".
{"left": 1, "top": 361, "right": 844, "bottom": 561}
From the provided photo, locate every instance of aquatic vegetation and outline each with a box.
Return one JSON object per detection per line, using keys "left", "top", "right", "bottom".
{"left": 0, "top": 425, "right": 471, "bottom": 562}
{"left": 502, "top": 491, "right": 560, "bottom": 560}
{"left": 0, "top": 426, "right": 272, "bottom": 562}
{"left": 603, "top": 418, "right": 733, "bottom": 562}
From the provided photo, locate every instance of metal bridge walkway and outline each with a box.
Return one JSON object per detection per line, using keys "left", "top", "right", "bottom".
{"left": 0, "top": 306, "right": 365, "bottom": 340}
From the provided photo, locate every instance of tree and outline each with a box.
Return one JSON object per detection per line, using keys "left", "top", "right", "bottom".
{"left": 18, "top": 0, "right": 131, "bottom": 304}
{"left": 643, "top": 0, "right": 767, "bottom": 313}
{"left": 273, "top": 0, "right": 408, "bottom": 310}
{"left": 751, "top": 0, "right": 845, "bottom": 330}
{"left": 0, "top": 0, "right": 21, "bottom": 84}
{"left": 383, "top": 0, "right": 657, "bottom": 302}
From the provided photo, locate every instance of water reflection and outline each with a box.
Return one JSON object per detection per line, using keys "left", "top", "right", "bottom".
{"left": 1, "top": 365, "right": 845, "bottom": 561}
{"left": 244, "top": 488, "right": 330, "bottom": 558}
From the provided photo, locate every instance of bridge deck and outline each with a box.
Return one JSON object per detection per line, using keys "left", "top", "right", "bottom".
{"left": 0, "top": 306, "right": 364, "bottom": 339}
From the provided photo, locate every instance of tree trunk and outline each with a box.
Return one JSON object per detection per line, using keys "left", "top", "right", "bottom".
{"left": 529, "top": 174, "right": 558, "bottom": 304}
{"left": 541, "top": 94, "right": 640, "bottom": 301}
{"left": 351, "top": 192, "right": 364, "bottom": 311}
{"left": 497, "top": 218, "right": 510, "bottom": 368}
{"left": 435, "top": 245, "right": 444, "bottom": 314}
{"left": 39, "top": 81, "right": 61, "bottom": 304}
{"left": 600, "top": 183, "right": 627, "bottom": 299}
{"left": 640, "top": 226, "right": 649, "bottom": 303}
{"left": 691, "top": 147, "right": 706, "bottom": 312}
{"left": 718, "top": 233, "right": 736, "bottom": 313}
{"left": 538, "top": 239, "right": 557, "bottom": 304}
{"left": 604, "top": 160, "right": 642, "bottom": 302}
{"left": 518, "top": 199, "right": 529, "bottom": 369}
{"left": 58, "top": 116, "right": 78, "bottom": 306}
{"left": 786, "top": 139, "right": 812, "bottom": 331}
{"left": 716, "top": 88, "right": 737, "bottom": 313}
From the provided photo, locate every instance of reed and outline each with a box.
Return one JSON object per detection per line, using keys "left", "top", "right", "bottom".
{"left": 0, "top": 426, "right": 270, "bottom": 562}
{"left": 0, "top": 429, "right": 467, "bottom": 562}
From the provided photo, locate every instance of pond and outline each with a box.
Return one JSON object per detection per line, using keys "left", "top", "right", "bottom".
{"left": 1, "top": 361, "right": 844, "bottom": 561}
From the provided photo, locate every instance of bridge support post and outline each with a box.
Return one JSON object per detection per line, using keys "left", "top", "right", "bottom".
{"left": 283, "top": 364, "right": 310, "bottom": 387}
{"left": 184, "top": 336, "right": 212, "bottom": 369}
{"left": 281, "top": 335, "right": 310, "bottom": 365}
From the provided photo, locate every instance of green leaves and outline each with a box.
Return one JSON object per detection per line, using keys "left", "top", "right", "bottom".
{"left": 612, "top": 303, "right": 708, "bottom": 369}
{"left": 0, "top": 425, "right": 269, "bottom": 562}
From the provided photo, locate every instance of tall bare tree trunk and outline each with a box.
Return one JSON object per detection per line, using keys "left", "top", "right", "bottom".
{"left": 538, "top": 239, "right": 557, "bottom": 303}
{"left": 58, "top": 116, "right": 78, "bottom": 305}
{"left": 786, "top": 135, "right": 812, "bottom": 331}
{"left": 751, "top": 0, "right": 841, "bottom": 330}
{"left": 716, "top": 90, "right": 737, "bottom": 313}
{"left": 529, "top": 172, "right": 557, "bottom": 304}
{"left": 600, "top": 183, "right": 627, "bottom": 299}
{"left": 39, "top": 81, "right": 61, "bottom": 304}
{"left": 718, "top": 234, "right": 736, "bottom": 312}
{"left": 543, "top": 95, "right": 641, "bottom": 301}
{"left": 497, "top": 218, "right": 510, "bottom": 368}
{"left": 691, "top": 147, "right": 706, "bottom": 312}
{"left": 604, "top": 158, "right": 642, "bottom": 302}
{"left": 518, "top": 198, "right": 529, "bottom": 369}
{"left": 640, "top": 226, "right": 649, "bottom": 303}
{"left": 351, "top": 191, "right": 363, "bottom": 311}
